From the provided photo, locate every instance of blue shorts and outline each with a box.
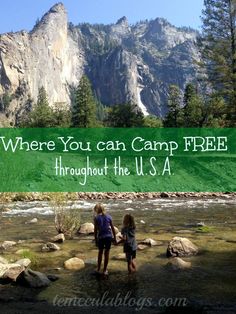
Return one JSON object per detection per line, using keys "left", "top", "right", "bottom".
{"left": 126, "top": 250, "right": 136, "bottom": 262}
{"left": 98, "top": 237, "right": 112, "bottom": 251}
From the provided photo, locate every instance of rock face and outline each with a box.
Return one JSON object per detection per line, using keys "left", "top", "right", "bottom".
{"left": 0, "top": 3, "right": 201, "bottom": 125}
{"left": 167, "top": 237, "right": 198, "bottom": 257}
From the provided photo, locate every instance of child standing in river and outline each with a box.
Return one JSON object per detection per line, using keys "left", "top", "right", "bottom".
{"left": 120, "top": 214, "right": 137, "bottom": 274}
{"left": 94, "top": 203, "right": 117, "bottom": 277}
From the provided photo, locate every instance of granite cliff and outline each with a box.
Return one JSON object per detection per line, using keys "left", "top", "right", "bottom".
{"left": 0, "top": 3, "right": 200, "bottom": 125}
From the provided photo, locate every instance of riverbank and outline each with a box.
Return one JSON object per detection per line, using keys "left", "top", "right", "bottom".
{"left": 0, "top": 191, "right": 235, "bottom": 203}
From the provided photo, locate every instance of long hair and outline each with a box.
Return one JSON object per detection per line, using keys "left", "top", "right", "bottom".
{"left": 94, "top": 203, "right": 106, "bottom": 215}
{"left": 123, "top": 214, "right": 136, "bottom": 229}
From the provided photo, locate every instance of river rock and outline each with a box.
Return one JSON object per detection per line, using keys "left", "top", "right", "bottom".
{"left": 167, "top": 257, "right": 192, "bottom": 270}
{"left": 113, "top": 253, "right": 126, "bottom": 260}
{"left": 78, "top": 223, "right": 94, "bottom": 235}
{"left": 0, "top": 256, "right": 8, "bottom": 264}
{"left": 22, "top": 269, "right": 51, "bottom": 288}
{"left": 26, "top": 218, "right": 38, "bottom": 224}
{"left": 167, "top": 237, "right": 198, "bottom": 257}
{"left": 138, "top": 244, "right": 148, "bottom": 251}
{"left": 140, "top": 238, "right": 159, "bottom": 246}
{"left": 0, "top": 241, "right": 17, "bottom": 250}
{"left": 3, "top": 264, "right": 25, "bottom": 281}
{"left": 140, "top": 220, "right": 145, "bottom": 224}
{"left": 0, "top": 264, "right": 9, "bottom": 277}
{"left": 42, "top": 242, "right": 60, "bottom": 252}
{"left": 51, "top": 233, "right": 65, "bottom": 243}
{"left": 15, "top": 258, "right": 31, "bottom": 268}
{"left": 64, "top": 258, "right": 85, "bottom": 270}
{"left": 116, "top": 232, "right": 123, "bottom": 243}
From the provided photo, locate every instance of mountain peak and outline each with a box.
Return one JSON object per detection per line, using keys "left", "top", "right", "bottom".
{"left": 49, "top": 2, "right": 66, "bottom": 14}
{"left": 116, "top": 16, "right": 128, "bottom": 26}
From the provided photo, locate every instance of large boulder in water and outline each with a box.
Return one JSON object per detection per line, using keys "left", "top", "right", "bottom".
{"left": 78, "top": 223, "right": 94, "bottom": 235}
{"left": 64, "top": 257, "right": 85, "bottom": 270}
{"left": 167, "top": 237, "right": 198, "bottom": 257}
{"left": 21, "top": 269, "right": 51, "bottom": 288}
{"left": 166, "top": 257, "right": 192, "bottom": 270}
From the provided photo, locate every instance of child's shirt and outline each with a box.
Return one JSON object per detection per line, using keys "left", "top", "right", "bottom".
{"left": 95, "top": 214, "right": 113, "bottom": 239}
{"left": 121, "top": 227, "right": 137, "bottom": 252}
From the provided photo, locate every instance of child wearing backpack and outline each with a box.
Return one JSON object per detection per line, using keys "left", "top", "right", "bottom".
{"left": 94, "top": 203, "right": 117, "bottom": 276}
{"left": 120, "top": 213, "right": 137, "bottom": 274}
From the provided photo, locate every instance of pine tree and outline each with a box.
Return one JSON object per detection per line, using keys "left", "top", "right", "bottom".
{"left": 183, "top": 84, "right": 204, "bottom": 127}
{"left": 106, "top": 103, "right": 144, "bottom": 127}
{"left": 27, "top": 87, "right": 54, "bottom": 127}
{"left": 164, "top": 85, "right": 182, "bottom": 127}
{"left": 200, "top": 0, "right": 236, "bottom": 123}
{"left": 72, "top": 76, "right": 97, "bottom": 128}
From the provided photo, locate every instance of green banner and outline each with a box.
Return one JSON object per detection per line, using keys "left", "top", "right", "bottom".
{"left": 0, "top": 128, "right": 235, "bottom": 192}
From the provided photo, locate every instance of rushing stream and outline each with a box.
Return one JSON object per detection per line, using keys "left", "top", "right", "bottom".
{"left": 1, "top": 197, "right": 236, "bottom": 313}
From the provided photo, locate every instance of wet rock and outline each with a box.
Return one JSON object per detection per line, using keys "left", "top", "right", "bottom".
{"left": 78, "top": 223, "right": 94, "bottom": 235}
{"left": 0, "top": 241, "right": 17, "bottom": 250}
{"left": 140, "top": 220, "right": 145, "bottom": 224}
{"left": 64, "top": 257, "right": 85, "bottom": 270}
{"left": 15, "top": 258, "right": 31, "bottom": 268}
{"left": 0, "top": 256, "right": 8, "bottom": 264}
{"left": 167, "top": 237, "right": 198, "bottom": 257}
{"left": 113, "top": 253, "right": 126, "bottom": 260}
{"left": 137, "top": 244, "right": 148, "bottom": 251}
{"left": 42, "top": 242, "right": 60, "bottom": 252}
{"left": 140, "top": 238, "right": 160, "bottom": 246}
{"left": 116, "top": 232, "right": 123, "bottom": 243}
{"left": 167, "top": 257, "right": 192, "bottom": 270}
{"left": 160, "top": 192, "right": 169, "bottom": 198}
{"left": 0, "top": 264, "right": 9, "bottom": 277}
{"left": 51, "top": 233, "right": 65, "bottom": 243}
{"left": 26, "top": 218, "right": 38, "bottom": 224}
{"left": 3, "top": 264, "right": 25, "bottom": 281}
{"left": 196, "top": 222, "right": 205, "bottom": 227}
{"left": 17, "top": 240, "right": 26, "bottom": 244}
{"left": 47, "top": 274, "right": 59, "bottom": 282}
{"left": 21, "top": 269, "right": 51, "bottom": 288}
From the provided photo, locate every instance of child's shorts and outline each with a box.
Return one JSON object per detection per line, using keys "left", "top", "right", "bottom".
{"left": 125, "top": 250, "right": 136, "bottom": 262}
{"left": 98, "top": 237, "right": 112, "bottom": 250}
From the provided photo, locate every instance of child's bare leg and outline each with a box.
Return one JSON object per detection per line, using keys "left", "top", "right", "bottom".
{"left": 128, "top": 261, "right": 133, "bottom": 274}
{"left": 131, "top": 258, "right": 136, "bottom": 272}
{"left": 97, "top": 249, "right": 103, "bottom": 272}
{"left": 103, "top": 249, "right": 110, "bottom": 273}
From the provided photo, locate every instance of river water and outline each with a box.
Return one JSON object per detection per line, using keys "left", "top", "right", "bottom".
{"left": 1, "top": 197, "right": 236, "bottom": 313}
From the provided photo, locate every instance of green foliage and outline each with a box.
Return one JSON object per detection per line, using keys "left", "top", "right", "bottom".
{"left": 51, "top": 193, "right": 81, "bottom": 238}
{"left": 183, "top": 84, "right": 204, "bottom": 127}
{"left": 143, "top": 115, "right": 163, "bottom": 128}
{"left": 53, "top": 102, "right": 71, "bottom": 127}
{"left": 71, "top": 75, "right": 98, "bottom": 127}
{"left": 106, "top": 103, "right": 144, "bottom": 127}
{"left": 203, "top": 95, "right": 227, "bottom": 127}
{"left": 0, "top": 92, "right": 13, "bottom": 111}
{"left": 20, "top": 249, "right": 39, "bottom": 268}
{"left": 164, "top": 85, "right": 182, "bottom": 127}
{"left": 24, "top": 87, "right": 55, "bottom": 127}
{"left": 200, "top": 0, "right": 236, "bottom": 124}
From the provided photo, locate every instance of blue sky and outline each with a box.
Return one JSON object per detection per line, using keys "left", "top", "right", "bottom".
{"left": 0, "top": 0, "right": 204, "bottom": 34}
